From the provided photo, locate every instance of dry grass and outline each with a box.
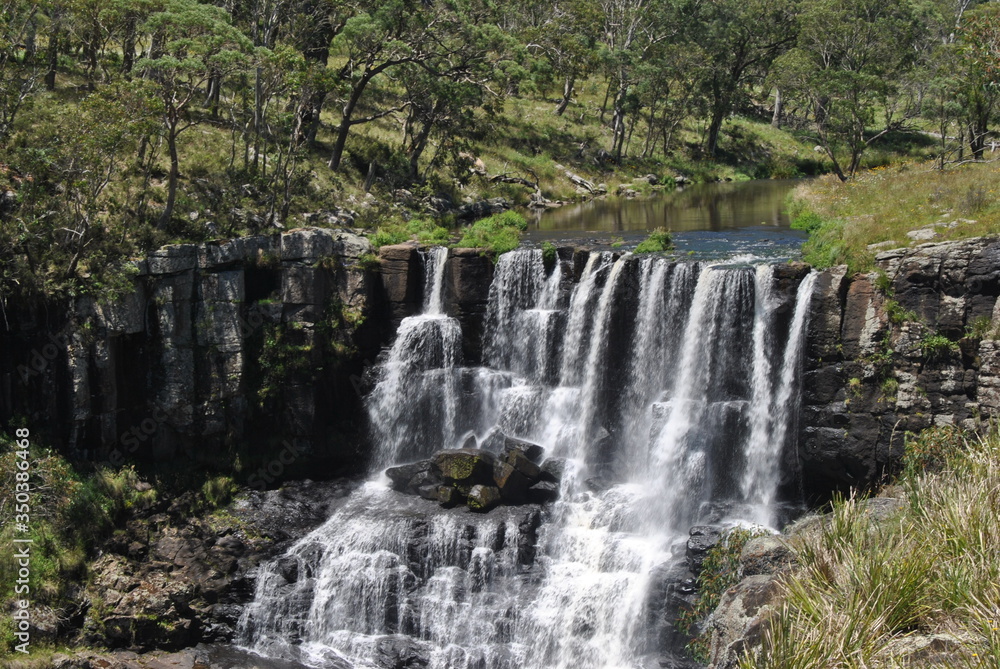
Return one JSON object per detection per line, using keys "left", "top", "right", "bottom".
{"left": 790, "top": 160, "right": 1000, "bottom": 273}
{"left": 741, "top": 428, "right": 1000, "bottom": 668}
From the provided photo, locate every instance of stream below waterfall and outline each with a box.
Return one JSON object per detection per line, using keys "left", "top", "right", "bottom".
{"left": 237, "top": 244, "right": 817, "bottom": 669}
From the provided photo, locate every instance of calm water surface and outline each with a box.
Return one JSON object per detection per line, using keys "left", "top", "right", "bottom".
{"left": 526, "top": 178, "right": 807, "bottom": 261}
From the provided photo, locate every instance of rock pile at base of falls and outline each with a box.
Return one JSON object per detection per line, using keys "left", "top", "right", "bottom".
{"left": 385, "top": 436, "right": 560, "bottom": 512}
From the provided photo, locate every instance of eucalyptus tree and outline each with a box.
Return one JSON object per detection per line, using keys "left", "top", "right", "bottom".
{"left": 688, "top": 0, "right": 798, "bottom": 157}
{"left": 957, "top": 2, "right": 1000, "bottom": 158}
{"left": 0, "top": 0, "right": 41, "bottom": 141}
{"left": 138, "top": 0, "right": 254, "bottom": 226}
{"left": 521, "top": 0, "right": 602, "bottom": 115}
{"left": 600, "top": 0, "right": 678, "bottom": 161}
{"left": 771, "top": 0, "right": 925, "bottom": 179}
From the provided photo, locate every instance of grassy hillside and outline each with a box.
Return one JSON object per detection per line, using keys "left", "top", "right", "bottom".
{"left": 788, "top": 160, "right": 1000, "bottom": 274}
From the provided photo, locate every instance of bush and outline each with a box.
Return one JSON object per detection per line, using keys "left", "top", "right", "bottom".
{"left": 369, "top": 218, "right": 450, "bottom": 249}
{"left": 920, "top": 333, "right": 958, "bottom": 361}
{"left": 456, "top": 211, "right": 528, "bottom": 254}
{"left": 635, "top": 227, "right": 674, "bottom": 253}
{"left": 541, "top": 240, "right": 557, "bottom": 266}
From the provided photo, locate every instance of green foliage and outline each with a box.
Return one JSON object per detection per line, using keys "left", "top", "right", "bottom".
{"left": 679, "top": 526, "right": 769, "bottom": 663}
{"left": 356, "top": 252, "right": 382, "bottom": 271}
{"left": 921, "top": 332, "right": 959, "bottom": 361}
{"left": 873, "top": 270, "right": 893, "bottom": 295}
{"left": 966, "top": 315, "right": 997, "bottom": 341}
{"left": 201, "top": 475, "right": 238, "bottom": 509}
{"left": 541, "top": 241, "right": 557, "bottom": 266}
{"left": 902, "top": 424, "right": 969, "bottom": 478}
{"left": 884, "top": 299, "right": 917, "bottom": 326}
{"left": 369, "top": 218, "right": 451, "bottom": 249}
{"left": 456, "top": 211, "right": 527, "bottom": 255}
{"left": 634, "top": 227, "right": 674, "bottom": 253}
{"left": 0, "top": 434, "right": 157, "bottom": 626}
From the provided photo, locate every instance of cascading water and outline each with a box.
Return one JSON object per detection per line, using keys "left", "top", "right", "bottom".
{"left": 239, "top": 246, "right": 817, "bottom": 669}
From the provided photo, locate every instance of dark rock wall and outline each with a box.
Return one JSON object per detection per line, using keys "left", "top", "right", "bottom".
{"left": 801, "top": 237, "right": 1000, "bottom": 499}
{"left": 0, "top": 228, "right": 382, "bottom": 475}
{"left": 4, "top": 232, "right": 999, "bottom": 497}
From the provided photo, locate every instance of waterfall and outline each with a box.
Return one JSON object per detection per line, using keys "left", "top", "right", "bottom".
{"left": 367, "top": 247, "right": 462, "bottom": 467}
{"left": 239, "top": 248, "right": 817, "bottom": 669}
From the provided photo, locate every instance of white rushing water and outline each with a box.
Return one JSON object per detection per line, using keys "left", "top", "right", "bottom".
{"left": 239, "top": 248, "right": 817, "bottom": 669}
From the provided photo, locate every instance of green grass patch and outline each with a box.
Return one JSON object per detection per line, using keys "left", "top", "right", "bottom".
{"left": 456, "top": 211, "right": 528, "bottom": 255}
{"left": 635, "top": 227, "right": 674, "bottom": 253}
{"left": 369, "top": 218, "right": 452, "bottom": 249}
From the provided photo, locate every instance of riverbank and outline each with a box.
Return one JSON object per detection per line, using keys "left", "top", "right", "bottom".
{"left": 788, "top": 160, "right": 1000, "bottom": 273}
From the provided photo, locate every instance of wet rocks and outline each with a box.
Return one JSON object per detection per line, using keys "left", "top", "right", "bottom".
{"left": 687, "top": 526, "right": 723, "bottom": 573}
{"left": 385, "top": 441, "right": 558, "bottom": 512}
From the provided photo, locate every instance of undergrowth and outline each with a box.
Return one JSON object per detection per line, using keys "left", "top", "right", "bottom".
{"left": 741, "top": 426, "right": 1000, "bottom": 668}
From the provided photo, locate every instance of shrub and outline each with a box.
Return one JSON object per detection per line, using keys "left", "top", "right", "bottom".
{"left": 884, "top": 299, "right": 917, "bottom": 325}
{"left": 635, "top": 227, "right": 674, "bottom": 253}
{"left": 201, "top": 475, "right": 238, "bottom": 509}
{"left": 541, "top": 240, "right": 557, "bottom": 266}
{"left": 920, "top": 333, "right": 958, "bottom": 361}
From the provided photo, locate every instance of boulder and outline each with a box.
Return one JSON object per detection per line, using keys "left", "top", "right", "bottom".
{"left": 739, "top": 535, "right": 796, "bottom": 576}
{"left": 432, "top": 448, "right": 499, "bottom": 486}
{"left": 528, "top": 481, "right": 560, "bottom": 504}
{"left": 687, "top": 526, "right": 722, "bottom": 573}
{"left": 375, "top": 635, "right": 430, "bottom": 669}
{"left": 503, "top": 436, "right": 545, "bottom": 463}
{"left": 540, "top": 458, "right": 568, "bottom": 482}
{"left": 386, "top": 462, "right": 430, "bottom": 492}
{"left": 466, "top": 485, "right": 502, "bottom": 513}
{"left": 503, "top": 448, "right": 542, "bottom": 479}
{"left": 708, "top": 574, "right": 782, "bottom": 669}
{"left": 492, "top": 461, "right": 532, "bottom": 504}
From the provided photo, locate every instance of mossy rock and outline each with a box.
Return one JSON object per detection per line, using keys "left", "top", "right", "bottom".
{"left": 466, "top": 485, "right": 501, "bottom": 512}
{"left": 432, "top": 448, "right": 499, "bottom": 485}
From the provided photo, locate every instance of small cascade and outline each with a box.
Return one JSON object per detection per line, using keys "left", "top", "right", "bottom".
{"left": 423, "top": 246, "right": 450, "bottom": 315}
{"left": 366, "top": 247, "right": 462, "bottom": 467}
{"left": 239, "top": 247, "right": 818, "bottom": 669}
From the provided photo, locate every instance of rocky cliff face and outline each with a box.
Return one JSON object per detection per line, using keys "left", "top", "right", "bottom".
{"left": 1, "top": 228, "right": 381, "bottom": 473}
{"left": 801, "top": 236, "right": 1000, "bottom": 498}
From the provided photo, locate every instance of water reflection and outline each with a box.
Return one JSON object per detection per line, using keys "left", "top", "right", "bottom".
{"left": 524, "top": 178, "right": 807, "bottom": 261}
{"left": 528, "top": 179, "right": 799, "bottom": 236}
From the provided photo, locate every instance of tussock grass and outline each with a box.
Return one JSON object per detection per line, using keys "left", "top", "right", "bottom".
{"left": 742, "top": 428, "right": 1000, "bottom": 668}
{"left": 789, "top": 161, "right": 1000, "bottom": 273}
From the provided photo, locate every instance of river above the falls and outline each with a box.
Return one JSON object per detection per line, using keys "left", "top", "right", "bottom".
{"left": 526, "top": 178, "right": 806, "bottom": 261}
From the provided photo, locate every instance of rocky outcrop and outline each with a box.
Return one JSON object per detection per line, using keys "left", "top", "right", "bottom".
{"left": 81, "top": 479, "right": 357, "bottom": 653}
{"left": 1, "top": 228, "right": 381, "bottom": 472}
{"left": 385, "top": 437, "right": 557, "bottom": 511}
{"left": 802, "top": 237, "right": 1000, "bottom": 497}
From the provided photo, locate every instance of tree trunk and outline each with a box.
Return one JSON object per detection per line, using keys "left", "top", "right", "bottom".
{"left": 45, "top": 15, "right": 60, "bottom": 90}
{"left": 328, "top": 78, "right": 369, "bottom": 171}
{"left": 555, "top": 75, "right": 574, "bottom": 116}
{"left": 408, "top": 121, "right": 433, "bottom": 180}
{"left": 160, "top": 123, "right": 180, "bottom": 228}
{"left": 705, "top": 104, "right": 726, "bottom": 157}
{"left": 771, "top": 88, "right": 782, "bottom": 129}
{"left": 122, "top": 14, "right": 136, "bottom": 75}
